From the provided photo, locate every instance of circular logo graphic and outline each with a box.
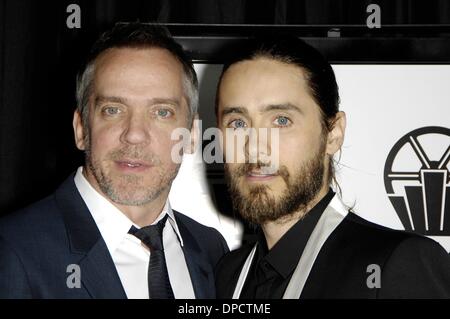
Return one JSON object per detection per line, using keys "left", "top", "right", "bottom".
{"left": 384, "top": 126, "right": 450, "bottom": 235}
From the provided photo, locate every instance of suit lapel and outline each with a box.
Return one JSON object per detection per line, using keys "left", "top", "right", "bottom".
{"left": 55, "top": 174, "right": 127, "bottom": 299}
{"left": 176, "top": 219, "right": 215, "bottom": 299}
{"left": 286, "top": 195, "right": 349, "bottom": 299}
{"left": 78, "top": 240, "right": 127, "bottom": 298}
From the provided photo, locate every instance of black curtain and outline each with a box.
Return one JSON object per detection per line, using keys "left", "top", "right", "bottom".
{"left": 0, "top": 0, "right": 449, "bottom": 215}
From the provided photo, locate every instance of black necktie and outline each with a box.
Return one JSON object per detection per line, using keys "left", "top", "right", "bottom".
{"left": 129, "top": 215, "right": 175, "bottom": 299}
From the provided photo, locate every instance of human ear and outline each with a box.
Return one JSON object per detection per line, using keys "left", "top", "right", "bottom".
{"left": 73, "top": 110, "right": 86, "bottom": 151}
{"left": 326, "top": 111, "right": 346, "bottom": 156}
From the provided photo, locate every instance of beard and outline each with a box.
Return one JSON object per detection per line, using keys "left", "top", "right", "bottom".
{"left": 225, "top": 140, "right": 327, "bottom": 225}
{"left": 84, "top": 133, "right": 179, "bottom": 206}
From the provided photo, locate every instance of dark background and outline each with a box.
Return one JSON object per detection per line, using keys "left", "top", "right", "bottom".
{"left": 1, "top": 0, "right": 450, "bottom": 216}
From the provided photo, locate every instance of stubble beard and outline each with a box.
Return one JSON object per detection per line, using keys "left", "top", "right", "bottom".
{"left": 84, "top": 132, "right": 179, "bottom": 206}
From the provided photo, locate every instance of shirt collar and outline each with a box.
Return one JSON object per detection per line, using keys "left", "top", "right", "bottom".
{"left": 257, "top": 188, "right": 336, "bottom": 279}
{"left": 73, "top": 166, "right": 184, "bottom": 254}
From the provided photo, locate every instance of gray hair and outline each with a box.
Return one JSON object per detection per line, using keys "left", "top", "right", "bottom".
{"left": 75, "top": 22, "right": 198, "bottom": 127}
{"left": 76, "top": 55, "right": 198, "bottom": 127}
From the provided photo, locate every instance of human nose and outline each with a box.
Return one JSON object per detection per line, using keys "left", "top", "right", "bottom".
{"left": 245, "top": 126, "right": 273, "bottom": 165}
{"left": 120, "top": 111, "right": 150, "bottom": 145}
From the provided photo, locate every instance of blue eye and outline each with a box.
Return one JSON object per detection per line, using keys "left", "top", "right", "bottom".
{"left": 103, "top": 106, "right": 121, "bottom": 115}
{"left": 274, "top": 116, "right": 290, "bottom": 126}
{"left": 156, "top": 109, "right": 172, "bottom": 118}
{"left": 230, "top": 119, "right": 247, "bottom": 129}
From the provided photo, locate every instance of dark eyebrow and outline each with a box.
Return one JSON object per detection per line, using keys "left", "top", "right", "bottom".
{"left": 261, "top": 103, "right": 304, "bottom": 115}
{"left": 221, "top": 106, "right": 249, "bottom": 117}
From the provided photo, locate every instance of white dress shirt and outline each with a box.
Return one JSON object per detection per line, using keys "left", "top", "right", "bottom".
{"left": 74, "top": 167, "right": 195, "bottom": 299}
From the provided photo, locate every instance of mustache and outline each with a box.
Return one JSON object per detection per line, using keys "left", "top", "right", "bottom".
{"left": 107, "top": 146, "right": 160, "bottom": 164}
{"left": 231, "top": 162, "right": 289, "bottom": 180}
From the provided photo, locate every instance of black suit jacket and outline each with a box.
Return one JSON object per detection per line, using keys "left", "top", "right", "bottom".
{"left": 0, "top": 174, "right": 229, "bottom": 298}
{"left": 216, "top": 212, "right": 450, "bottom": 298}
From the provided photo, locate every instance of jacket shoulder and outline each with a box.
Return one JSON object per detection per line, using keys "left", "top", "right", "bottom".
{"left": 338, "top": 212, "right": 424, "bottom": 245}
{"left": 173, "top": 210, "right": 227, "bottom": 244}
{"left": 324, "top": 212, "right": 440, "bottom": 267}
{"left": 0, "top": 194, "right": 63, "bottom": 241}
{"left": 304, "top": 212, "right": 450, "bottom": 298}
{"left": 173, "top": 210, "right": 230, "bottom": 263}
{"left": 377, "top": 234, "right": 450, "bottom": 298}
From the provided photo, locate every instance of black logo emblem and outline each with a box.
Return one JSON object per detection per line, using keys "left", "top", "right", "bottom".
{"left": 384, "top": 126, "right": 450, "bottom": 235}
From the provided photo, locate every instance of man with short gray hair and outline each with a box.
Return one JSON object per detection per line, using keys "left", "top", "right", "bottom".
{"left": 0, "top": 22, "right": 228, "bottom": 299}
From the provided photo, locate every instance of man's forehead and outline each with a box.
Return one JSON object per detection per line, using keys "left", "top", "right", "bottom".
{"left": 224, "top": 57, "right": 308, "bottom": 80}
{"left": 93, "top": 46, "right": 183, "bottom": 74}
{"left": 219, "top": 59, "right": 310, "bottom": 102}
{"left": 91, "top": 48, "right": 184, "bottom": 91}
{"left": 218, "top": 62, "right": 315, "bottom": 116}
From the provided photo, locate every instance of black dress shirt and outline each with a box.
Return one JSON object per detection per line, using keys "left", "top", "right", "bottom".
{"left": 239, "top": 189, "right": 335, "bottom": 299}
